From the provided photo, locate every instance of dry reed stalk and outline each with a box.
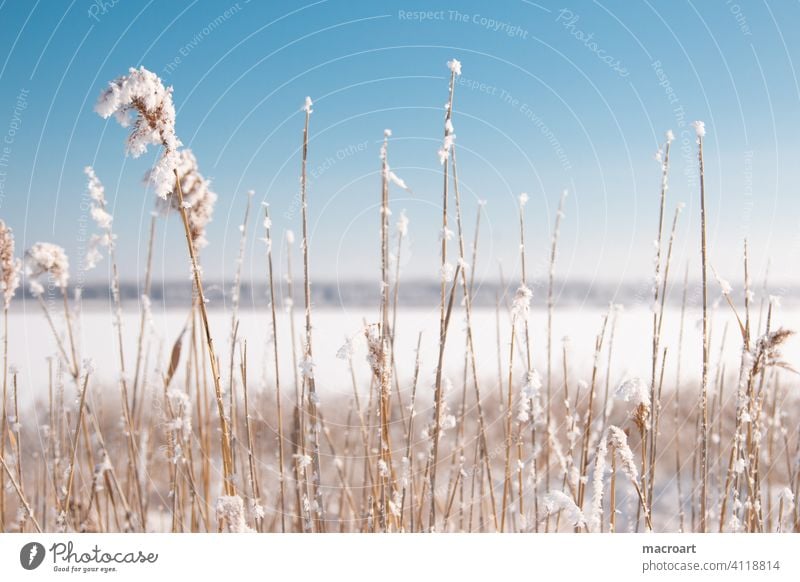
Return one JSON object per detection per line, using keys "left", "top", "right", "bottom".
{"left": 647, "top": 133, "right": 672, "bottom": 505}
{"left": 546, "top": 190, "right": 568, "bottom": 488}
{"left": 601, "top": 304, "right": 621, "bottom": 436}
{"left": 449, "top": 147, "right": 498, "bottom": 531}
{"left": 284, "top": 231, "right": 306, "bottom": 531}
{"left": 429, "top": 62, "right": 459, "bottom": 530}
{"left": 62, "top": 368, "right": 91, "bottom": 529}
{"left": 131, "top": 212, "right": 157, "bottom": 424}
{"left": 227, "top": 193, "right": 253, "bottom": 484}
{"left": 89, "top": 173, "right": 145, "bottom": 529}
{"left": 577, "top": 315, "right": 609, "bottom": 513}
{"left": 646, "top": 204, "right": 683, "bottom": 509}
{"left": 427, "top": 264, "right": 461, "bottom": 531}
{"left": 501, "top": 193, "right": 535, "bottom": 532}
{"left": 0, "top": 454, "right": 41, "bottom": 532}
{"left": 239, "top": 341, "right": 264, "bottom": 532}
{"left": 264, "top": 203, "right": 286, "bottom": 532}
{"left": 500, "top": 292, "right": 520, "bottom": 532}
{"left": 0, "top": 309, "right": 7, "bottom": 531}
{"left": 10, "top": 373, "right": 22, "bottom": 521}
{"left": 694, "top": 121, "right": 710, "bottom": 532}
{"left": 0, "top": 220, "right": 19, "bottom": 532}
{"left": 673, "top": 262, "right": 689, "bottom": 530}
{"left": 298, "top": 97, "right": 325, "bottom": 531}
{"left": 377, "top": 131, "right": 395, "bottom": 530}
{"left": 173, "top": 168, "right": 235, "bottom": 498}
{"left": 399, "top": 332, "right": 422, "bottom": 532}
{"left": 608, "top": 426, "right": 653, "bottom": 531}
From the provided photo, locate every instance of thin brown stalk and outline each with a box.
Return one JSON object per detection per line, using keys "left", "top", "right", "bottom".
{"left": 62, "top": 369, "right": 91, "bottom": 529}
{"left": 298, "top": 99, "right": 325, "bottom": 531}
{"left": 131, "top": 212, "right": 157, "bottom": 424}
{"left": 0, "top": 454, "right": 41, "bottom": 533}
{"left": 546, "top": 189, "right": 567, "bottom": 493}
{"left": 450, "top": 147, "right": 498, "bottom": 531}
{"left": 697, "top": 128, "right": 710, "bottom": 532}
{"left": 264, "top": 204, "right": 286, "bottom": 532}
{"left": 428, "top": 264, "right": 461, "bottom": 531}
{"left": 173, "top": 168, "right": 235, "bottom": 497}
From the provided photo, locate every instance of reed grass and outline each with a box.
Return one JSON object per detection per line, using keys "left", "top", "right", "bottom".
{"left": 0, "top": 66, "right": 796, "bottom": 534}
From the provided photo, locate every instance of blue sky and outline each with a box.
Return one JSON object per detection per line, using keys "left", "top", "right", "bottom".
{"left": 1, "top": 0, "right": 799, "bottom": 289}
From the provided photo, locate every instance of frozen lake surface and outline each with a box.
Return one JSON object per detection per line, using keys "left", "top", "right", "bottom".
{"left": 7, "top": 302, "right": 800, "bottom": 407}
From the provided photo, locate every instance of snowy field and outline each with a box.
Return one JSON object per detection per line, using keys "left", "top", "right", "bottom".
{"left": 8, "top": 302, "right": 800, "bottom": 407}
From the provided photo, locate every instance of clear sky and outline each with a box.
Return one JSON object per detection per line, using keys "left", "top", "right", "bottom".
{"left": 1, "top": 0, "right": 799, "bottom": 290}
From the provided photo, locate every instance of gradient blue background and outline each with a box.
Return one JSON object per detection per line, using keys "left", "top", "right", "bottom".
{"left": 0, "top": 0, "right": 798, "bottom": 290}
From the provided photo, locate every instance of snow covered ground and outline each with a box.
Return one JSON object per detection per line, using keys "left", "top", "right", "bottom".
{"left": 8, "top": 301, "right": 800, "bottom": 408}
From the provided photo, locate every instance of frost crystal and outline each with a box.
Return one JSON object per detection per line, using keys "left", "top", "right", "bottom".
{"left": 778, "top": 487, "right": 794, "bottom": 506}
{"left": 25, "top": 242, "right": 70, "bottom": 291}
{"left": 713, "top": 270, "right": 732, "bottom": 296}
{"left": 215, "top": 495, "right": 254, "bottom": 533}
{"left": 543, "top": 491, "right": 585, "bottom": 527}
{"left": 522, "top": 369, "right": 542, "bottom": 399}
{"left": 511, "top": 284, "right": 533, "bottom": 322}
{"left": 95, "top": 67, "right": 182, "bottom": 198}
{"left": 0, "top": 220, "right": 22, "bottom": 308}
{"left": 440, "top": 261, "right": 455, "bottom": 283}
{"left": 83, "top": 167, "right": 115, "bottom": 271}
{"left": 615, "top": 377, "right": 650, "bottom": 408}
{"left": 589, "top": 431, "right": 609, "bottom": 532}
{"left": 396, "top": 210, "right": 409, "bottom": 238}
{"left": 294, "top": 453, "right": 312, "bottom": 470}
{"left": 608, "top": 426, "right": 638, "bottom": 482}
{"left": 447, "top": 59, "right": 462, "bottom": 76}
{"left": 154, "top": 149, "right": 217, "bottom": 249}
{"left": 336, "top": 336, "right": 354, "bottom": 361}
{"left": 299, "top": 356, "right": 315, "bottom": 379}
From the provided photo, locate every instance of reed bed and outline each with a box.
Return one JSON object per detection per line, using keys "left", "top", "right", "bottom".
{"left": 0, "top": 61, "right": 797, "bottom": 533}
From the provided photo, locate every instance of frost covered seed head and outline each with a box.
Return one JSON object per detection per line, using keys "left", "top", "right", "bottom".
{"left": 615, "top": 377, "right": 650, "bottom": 408}
{"left": 156, "top": 149, "right": 217, "bottom": 249}
{"left": 95, "top": 66, "right": 182, "bottom": 198}
{"left": 615, "top": 377, "right": 650, "bottom": 429}
{"left": 26, "top": 242, "right": 69, "bottom": 292}
{"left": 511, "top": 284, "right": 532, "bottom": 322}
{"left": 691, "top": 120, "right": 706, "bottom": 138}
{"left": 84, "top": 166, "right": 106, "bottom": 205}
{"left": 608, "top": 426, "right": 639, "bottom": 482}
{"left": 0, "top": 220, "right": 21, "bottom": 308}
{"left": 447, "top": 59, "right": 462, "bottom": 76}
{"left": 543, "top": 491, "right": 585, "bottom": 527}
{"left": 215, "top": 495, "right": 253, "bottom": 533}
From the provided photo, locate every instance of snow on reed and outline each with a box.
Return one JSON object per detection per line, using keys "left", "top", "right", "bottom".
{"left": 543, "top": 490, "right": 585, "bottom": 528}
{"left": 0, "top": 220, "right": 21, "bottom": 308}
{"left": 24, "top": 242, "right": 69, "bottom": 295}
{"left": 95, "top": 66, "right": 181, "bottom": 198}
